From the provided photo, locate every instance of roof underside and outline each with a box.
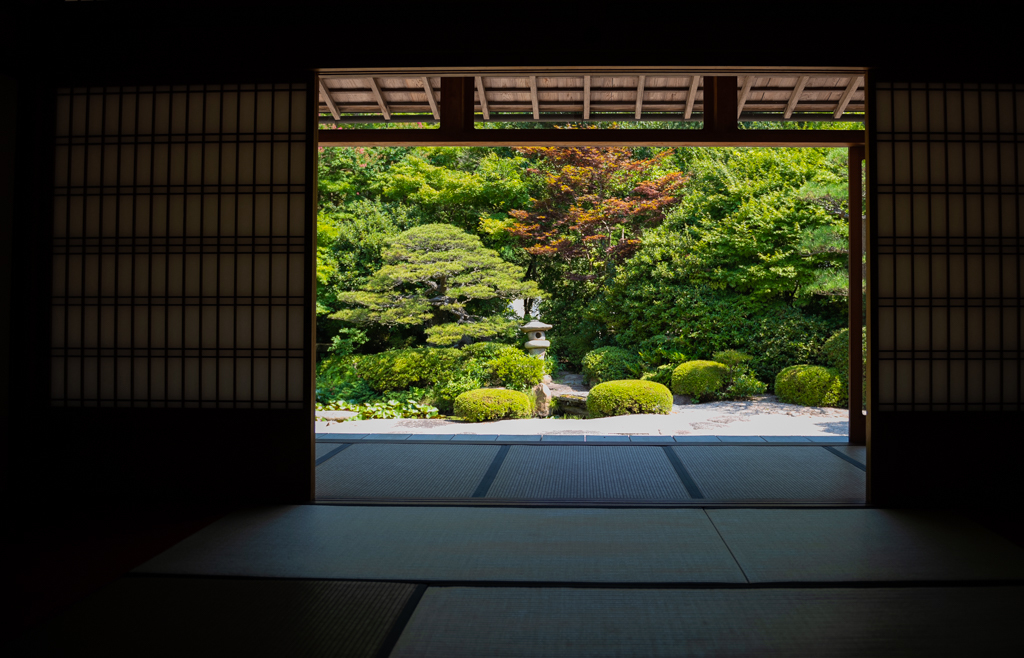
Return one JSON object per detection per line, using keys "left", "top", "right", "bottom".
{"left": 318, "top": 73, "right": 865, "bottom": 124}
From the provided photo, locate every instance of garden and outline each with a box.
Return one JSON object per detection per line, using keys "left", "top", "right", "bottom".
{"left": 315, "top": 128, "right": 863, "bottom": 424}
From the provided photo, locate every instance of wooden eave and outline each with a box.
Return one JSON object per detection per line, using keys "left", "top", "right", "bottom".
{"left": 317, "top": 73, "right": 866, "bottom": 147}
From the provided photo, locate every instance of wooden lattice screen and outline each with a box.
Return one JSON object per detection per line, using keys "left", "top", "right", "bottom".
{"left": 871, "top": 82, "right": 1023, "bottom": 412}
{"left": 51, "top": 83, "right": 312, "bottom": 408}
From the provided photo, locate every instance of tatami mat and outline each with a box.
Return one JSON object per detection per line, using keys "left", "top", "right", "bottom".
{"left": 831, "top": 444, "right": 867, "bottom": 465}
{"left": 673, "top": 445, "right": 865, "bottom": 502}
{"left": 135, "top": 506, "right": 746, "bottom": 583}
{"left": 391, "top": 586, "right": 1024, "bottom": 657}
{"left": 17, "top": 577, "right": 417, "bottom": 658}
{"left": 707, "top": 509, "right": 1024, "bottom": 582}
{"left": 486, "top": 446, "right": 690, "bottom": 501}
{"left": 316, "top": 444, "right": 499, "bottom": 499}
{"left": 315, "top": 442, "right": 345, "bottom": 460}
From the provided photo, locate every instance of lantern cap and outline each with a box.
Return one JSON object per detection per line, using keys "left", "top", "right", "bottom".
{"left": 519, "top": 320, "right": 552, "bottom": 333}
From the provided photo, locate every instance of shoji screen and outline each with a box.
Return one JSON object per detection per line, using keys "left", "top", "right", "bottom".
{"left": 51, "top": 84, "right": 311, "bottom": 409}
{"left": 871, "top": 82, "right": 1022, "bottom": 412}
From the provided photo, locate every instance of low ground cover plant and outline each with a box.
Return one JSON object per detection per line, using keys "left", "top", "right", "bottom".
{"left": 586, "top": 380, "right": 672, "bottom": 417}
{"left": 454, "top": 388, "right": 533, "bottom": 422}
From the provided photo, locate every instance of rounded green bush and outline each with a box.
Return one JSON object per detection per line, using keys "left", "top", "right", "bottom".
{"left": 775, "top": 365, "right": 845, "bottom": 407}
{"left": 671, "top": 361, "right": 730, "bottom": 400}
{"left": 453, "top": 388, "right": 533, "bottom": 422}
{"left": 587, "top": 379, "right": 673, "bottom": 418}
{"left": 581, "top": 346, "right": 642, "bottom": 385}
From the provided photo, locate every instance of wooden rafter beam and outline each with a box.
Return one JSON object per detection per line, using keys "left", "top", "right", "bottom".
{"left": 635, "top": 75, "right": 646, "bottom": 120}
{"left": 583, "top": 75, "right": 591, "bottom": 120}
{"left": 367, "top": 77, "right": 391, "bottom": 121}
{"left": 784, "top": 76, "right": 809, "bottom": 119}
{"left": 318, "top": 78, "right": 340, "bottom": 120}
{"left": 421, "top": 76, "right": 439, "bottom": 120}
{"left": 685, "top": 75, "right": 700, "bottom": 119}
{"left": 318, "top": 127, "right": 864, "bottom": 148}
{"left": 834, "top": 75, "right": 863, "bottom": 119}
{"left": 736, "top": 76, "right": 754, "bottom": 119}
{"left": 475, "top": 76, "right": 490, "bottom": 121}
{"left": 529, "top": 75, "right": 539, "bottom": 120}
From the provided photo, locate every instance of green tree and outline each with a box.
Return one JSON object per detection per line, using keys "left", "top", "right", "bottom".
{"left": 331, "top": 224, "right": 545, "bottom": 346}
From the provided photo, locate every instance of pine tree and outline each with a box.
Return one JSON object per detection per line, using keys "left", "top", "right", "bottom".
{"left": 331, "top": 223, "right": 545, "bottom": 346}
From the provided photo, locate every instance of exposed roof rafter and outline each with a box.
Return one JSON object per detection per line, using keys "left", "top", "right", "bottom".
{"left": 476, "top": 76, "right": 490, "bottom": 121}
{"left": 685, "top": 75, "right": 700, "bottom": 120}
{"left": 834, "top": 76, "right": 863, "bottom": 118}
{"left": 318, "top": 79, "right": 340, "bottom": 120}
{"left": 529, "top": 75, "right": 539, "bottom": 120}
{"left": 367, "top": 77, "right": 391, "bottom": 121}
{"left": 421, "top": 76, "right": 440, "bottom": 120}
{"left": 583, "top": 75, "right": 591, "bottom": 120}
{"left": 784, "top": 76, "right": 810, "bottom": 119}
{"left": 635, "top": 75, "right": 646, "bottom": 120}
{"left": 736, "top": 76, "right": 754, "bottom": 118}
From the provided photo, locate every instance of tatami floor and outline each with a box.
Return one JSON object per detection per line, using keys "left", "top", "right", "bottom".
{"left": 14, "top": 435, "right": 1024, "bottom": 656}
{"left": 315, "top": 434, "right": 865, "bottom": 505}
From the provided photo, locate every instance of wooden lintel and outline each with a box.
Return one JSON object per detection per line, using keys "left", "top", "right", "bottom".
{"left": 684, "top": 75, "right": 700, "bottom": 119}
{"left": 635, "top": 75, "right": 646, "bottom": 120}
{"left": 834, "top": 76, "right": 863, "bottom": 119}
{"left": 476, "top": 76, "right": 490, "bottom": 121}
{"left": 736, "top": 76, "right": 754, "bottom": 119}
{"left": 529, "top": 75, "right": 539, "bottom": 120}
{"left": 784, "top": 76, "right": 809, "bottom": 119}
{"left": 421, "top": 76, "right": 439, "bottom": 120}
{"left": 583, "top": 75, "right": 591, "bottom": 120}
{"left": 367, "top": 77, "right": 391, "bottom": 121}
{"left": 318, "top": 79, "right": 340, "bottom": 120}
{"left": 318, "top": 128, "right": 864, "bottom": 148}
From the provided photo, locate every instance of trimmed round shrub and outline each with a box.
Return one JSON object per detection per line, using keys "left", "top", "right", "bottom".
{"left": 671, "top": 360, "right": 730, "bottom": 400}
{"left": 587, "top": 380, "right": 673, "bottom": 418}
{"left": 775, "top": 365, "right": 845, "bottom": 407}
{"left": 581, "top": 346, "right": 642, "bottom": 385}
{"left": 453, "top": 388, "right": 533, "bottom": 422}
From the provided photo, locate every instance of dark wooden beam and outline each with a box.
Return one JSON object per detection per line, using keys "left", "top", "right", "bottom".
{"left": 318, "top": 128, "right": 864, "bottom": 147}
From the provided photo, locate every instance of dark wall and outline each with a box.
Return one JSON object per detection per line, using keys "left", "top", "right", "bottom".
{"left": 2, "top": 3, "right": 1022, "bottom": 521}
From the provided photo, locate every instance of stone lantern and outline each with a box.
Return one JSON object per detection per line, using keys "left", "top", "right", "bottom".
{"left": 520, "top": 320, "right": 552, "bottom": 359}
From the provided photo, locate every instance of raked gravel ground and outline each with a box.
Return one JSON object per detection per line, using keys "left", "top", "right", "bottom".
{"left": 316, "top": 395, "right": 852, "bottom": 437}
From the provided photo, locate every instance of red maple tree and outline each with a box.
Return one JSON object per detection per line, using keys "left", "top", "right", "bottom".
{"left": 507, "top": 144, "right": 688, "bottom": 282}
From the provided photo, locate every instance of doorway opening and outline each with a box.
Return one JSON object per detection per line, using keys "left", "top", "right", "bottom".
{"left": 312, "top": 71, "right": 867, "bottom": 506}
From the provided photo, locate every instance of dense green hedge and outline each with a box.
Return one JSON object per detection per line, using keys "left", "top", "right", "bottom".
{"left": 453, "top": 388, "right": 533, "bottom": 422}
{"left": 775, "top": 365, "right": 845, "bottom": 407}
{"left": 586, "top": 380, "right": 673, "bottom": 417}
{"left": 671, "top": 361, "right": 730, "bottom": 401}
{"left": 354, "top": 347, "right": 462, "bottom": 392}
{"left": 581, "top": 346, "right": 642, "bottom": 385}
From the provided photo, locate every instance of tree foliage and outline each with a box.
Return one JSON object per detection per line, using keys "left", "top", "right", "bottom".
{"left": 331, "top": 223, "right": 545, "bottom": 346}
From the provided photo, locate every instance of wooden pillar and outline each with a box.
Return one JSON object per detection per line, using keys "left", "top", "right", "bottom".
{"left": 440, "top": 77, "right": 475, "bottom": 137}
{"left": 848, "top": 145, "right": 865, "bottom": 446}
{"left": 703, "top": 76, "right": 738, "bottom": 135}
